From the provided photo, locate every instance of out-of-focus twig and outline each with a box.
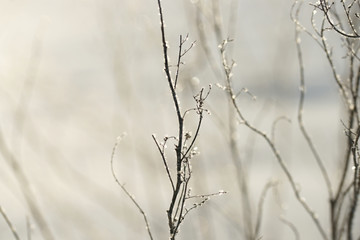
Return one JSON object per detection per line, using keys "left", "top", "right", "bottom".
{"left": 0, "top": 206, "right": 21, "bottom": 240}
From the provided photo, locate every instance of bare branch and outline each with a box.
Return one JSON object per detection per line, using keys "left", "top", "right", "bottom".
{"left": 156, "top": 2, "right": 213, "bottom": 239}
{"left": 174, "top": 35, "right": 195, "bottom": 89}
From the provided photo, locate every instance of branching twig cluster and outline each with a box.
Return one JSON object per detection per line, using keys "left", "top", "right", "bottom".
{"left": 319, "top": 0, "right": 360, "bottom": 38}
{"left": 207, "top": 1, "right": 360, "bottom": 238}
{"left": 155, "top": 2, "right": 218, "bottom": 238}
{"left": 111, "top": 1, "right": 222, "bottom": 240}
{"left": 292, "top": 1, "right": 360, "bottom": 239}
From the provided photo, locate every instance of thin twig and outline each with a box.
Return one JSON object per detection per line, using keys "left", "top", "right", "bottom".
{"left": 186, "top": 190, "right": 227, "bottom": 199}
{"left": 110, "top": 135, "right": 154, "bottom": 240}
{"left": 152, "top": 134, "right": 175, "bottom": 191}
{"left": 181, "top": 86, "right": 211, "bottom": 161}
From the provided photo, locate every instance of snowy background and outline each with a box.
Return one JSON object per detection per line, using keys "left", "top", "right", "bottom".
{"left": 0, "top": 0, "right": 357, "bottom": 239}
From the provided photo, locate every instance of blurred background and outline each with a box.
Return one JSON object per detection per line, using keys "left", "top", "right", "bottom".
{"left": 0, "top": 0, "right": 358, "bottom": 239}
